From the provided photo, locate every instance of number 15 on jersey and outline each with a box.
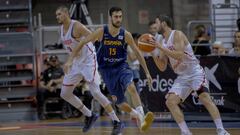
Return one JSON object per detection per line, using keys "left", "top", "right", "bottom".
{"left": 109, "top": 48, "right": 116, "bottom": 56}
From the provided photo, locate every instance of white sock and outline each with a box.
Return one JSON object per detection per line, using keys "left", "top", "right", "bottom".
{"left": 214, "top": 118, "right": 224, "bottom": 130}
{"left": 79, "top": 106, "right": 92, "bottom": 117}
{"left": 108, "top": 111, "right": 120, "bottom": 122}
{"left": 178, "top": 121, "right": 191, "bottom": 133}
{"left": 136, "top": 106, "right": 144, "bottom": 116}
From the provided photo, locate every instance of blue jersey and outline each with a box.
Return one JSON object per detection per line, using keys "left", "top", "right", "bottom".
{"left": 96, "top": 25, "right": 128, "bottom": 69}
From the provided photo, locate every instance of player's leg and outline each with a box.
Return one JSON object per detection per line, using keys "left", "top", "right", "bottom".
{"left": 165, "top": 93, "right": 191, "bottom": 135}
{"left": 197, "top": 89, "right": 230, "bottom": 135}
{"left": 117, "top": 68, "right": 153, "bottom": 132}
{"left": 60, "top": 74, "right": 97, "bottom": 133}
{"left": 191, "top": 67, "right": 230, "bottom": 135}
{"left": 88, "top": 81, "right": 124, "bottom": 135}
{"left": 166, "top": 77, "right": 192, "bottom": 135}
{"left": 126, "top": 82, "right": 154, "bottom": 131}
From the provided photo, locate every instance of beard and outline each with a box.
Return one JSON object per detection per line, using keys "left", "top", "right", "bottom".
{"left": 57, "top": 19, "right": 63, "bottom": 24}
{"left": 158, "top": 28, "right": 164, "bottom": 34}
{"left": 111, "top": 20, "right": 121, "bottom": 28}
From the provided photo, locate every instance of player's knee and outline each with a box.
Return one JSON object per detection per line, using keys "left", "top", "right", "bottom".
{"left": 127, "top": 83, "right": 137, "bottom": 94}
{"left": 199, "top": 92, "right": 212, "bottom": 104}
{"left": 166, "top": 97, "right": 178, "bottom": 108}
{"left": 60, "top": 88, "right": 72, "bottom": 100}
{"left": 91, "top": 90, "right": 110, "bottom": 107}
{"left": 197, "top": 86, "right": 209, "bottom": 96}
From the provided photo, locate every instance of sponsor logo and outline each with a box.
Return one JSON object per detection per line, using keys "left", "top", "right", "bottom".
{"left": 139, "top": 75, "right": 173, "bottom": 92}
{"left": 103, "top": 57, "right": 124, "bottom": 62}
{"left": 104, "top": 40, "right": 122, "bottom": 46}
{"left": 192, "top": 95, "right": 225, "bottom": 106}
{"left": 118, "top": 35, "right": 123, "bottom": 40}
{"left": 204, "top": 63, "right": 222, "bottom": 90}
{"left": 63, "top": 39, "right": 73, "bottom": 45}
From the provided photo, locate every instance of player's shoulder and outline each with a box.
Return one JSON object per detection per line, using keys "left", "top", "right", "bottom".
{"left": 174, "top": 30, "right": 184, "bottom": 35}
{"left": 174, "top": 30, "right": 186, "bottom": 39}
{"left": 72, "top": 21, "right": 85, "bottom": 29}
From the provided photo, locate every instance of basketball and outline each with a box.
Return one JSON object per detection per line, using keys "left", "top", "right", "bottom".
{"left": 137, "top": 33, "right": 156, "bottom": 52}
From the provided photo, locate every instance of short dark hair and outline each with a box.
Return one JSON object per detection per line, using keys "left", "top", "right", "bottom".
{"left": 157, "top": 15, "right": 172, "bottom": 28}
{"left": 56, "top": 5, "right": 69, "bottom": 15}
{"left": 109, "top": 7, "right": 122, "bottom": 16}
{"left": 148, "top": 21, "right": 156, "bottom": 27}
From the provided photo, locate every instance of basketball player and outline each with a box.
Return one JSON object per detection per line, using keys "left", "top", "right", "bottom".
{"left": 151, "top": 15, "right": 230, "bottom": 135}
{"left": 55, "top": 6, "right": 123, "bottom": 135}
{"left": 65, "top": 7, "right": 154, "bottom": 132}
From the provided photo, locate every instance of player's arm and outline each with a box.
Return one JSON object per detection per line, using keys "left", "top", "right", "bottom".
{"left": 155, "top": 31, "right": 186, "bottom": 61}
{"left": 125, "top": 31, "right": 151, "bottom": 78}
{"left": 151, "top": 38, "right": 168, "bottom": 71}
{"left": 68, "top": 27, "right": 103, "bottom": 62}
{"left": 72, "top": 22, "right": 92, "bottom": 39}
{"left": 152, "top": 51, "right": 168, "bottom": 72}
{"left": 127, "top": 46, "right": 137, "bottom": 61}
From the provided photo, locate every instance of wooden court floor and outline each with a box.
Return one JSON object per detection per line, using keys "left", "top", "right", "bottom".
{"left": 0, "top": 116, "right": 239, "bottom": 135}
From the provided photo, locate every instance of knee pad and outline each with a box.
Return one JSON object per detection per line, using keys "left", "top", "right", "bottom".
{"left": 197, "top": 86, "right": 209, "bottom": 96}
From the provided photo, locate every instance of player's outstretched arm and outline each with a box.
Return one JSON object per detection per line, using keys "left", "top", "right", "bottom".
{"left": 68, "top": 28, "right": 103, "bottom": 63}
{"left": 125, "top": 31, "right": 152, "bottom": 84}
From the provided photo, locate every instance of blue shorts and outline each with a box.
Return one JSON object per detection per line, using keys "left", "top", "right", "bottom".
{"left": 99, "top": 65, "right": 133, "bottom": 104}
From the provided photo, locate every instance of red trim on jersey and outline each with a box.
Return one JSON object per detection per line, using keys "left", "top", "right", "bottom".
{"left": 91, "top": 54, "right": 97, "bottom": 82}
{"left": 196, "top": 67, "right": 206, "bottom": 91}
{"left": 86, "top": 44, "right": 94, "bottom": 54}
{"left": 184, "top": 51, "right": 193, "bottom": 58}
{"left": 86, "top": 44, "right": 96, "bottom": 82}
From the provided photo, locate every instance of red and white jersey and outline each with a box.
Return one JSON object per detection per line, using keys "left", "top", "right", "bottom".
{"left": 61, "top": 20, "right": 80, "bottom": 53}
{"left": 60, "top": 20, "right": 99, "bottom": 84}
{"left": 162, "top": 30, "right": 201, "bottom": 75}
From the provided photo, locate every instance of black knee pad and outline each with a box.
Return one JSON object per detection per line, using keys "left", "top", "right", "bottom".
{"left": 196, "top": 86, "right": 209, "bottom": 96}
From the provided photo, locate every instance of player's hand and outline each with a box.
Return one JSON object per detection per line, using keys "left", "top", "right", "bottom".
{"left": 64, "top": 60, "right": 72, "bottom": 74}
{"left": 146, "top": 73, "right": 152, "bottom": 89}
{"left": 148, "top": 37, "right": 156, "bottom": 46}
{"left": 155, "top": 41, "right": 163, "bottom": 49}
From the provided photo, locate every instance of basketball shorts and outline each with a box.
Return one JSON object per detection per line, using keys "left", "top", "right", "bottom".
{"left": 167, "top": 67, "right": 209, "bottom": 101}
{"left": 99, "top": 65, "right": 133, "bottom": 104}
{"left": 63, "top": 44, "right": 100, "bottom": 86}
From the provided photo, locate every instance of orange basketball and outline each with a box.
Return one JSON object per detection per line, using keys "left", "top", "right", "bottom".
{"left": 137, "top": 33, "right": 156, "bottom": 52}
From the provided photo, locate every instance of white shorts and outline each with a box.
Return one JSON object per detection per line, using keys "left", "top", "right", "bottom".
{"left": 63, "top": 44, "right": 100, "bottom": 86}
{"left": 167, "top": 66, "right": 209, "bottom": 101}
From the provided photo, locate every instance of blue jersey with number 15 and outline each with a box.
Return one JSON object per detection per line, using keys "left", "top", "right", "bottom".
{"left": 96, "top": 25, "right": 128, "bottom": 69}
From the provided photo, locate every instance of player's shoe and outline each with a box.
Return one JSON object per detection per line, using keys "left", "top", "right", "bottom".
{"left": 181, "top": 131, "right": 192, "bottom": 135}
{"left": 111, "top": 120, "right": 124, "bottom": 135}
{"left": 82, "top": 112, "right": 98, "bottom": 132}
{"left": 135, "top": 111, "right": 154, "bottom": 132}
{"left": 217, "top": 128, "right": 230, "bottom": 135}
{"left": 141, "top": 112, "right": 154, "bottom": 131}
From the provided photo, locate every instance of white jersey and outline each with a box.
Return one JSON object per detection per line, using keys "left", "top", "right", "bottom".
{"left": 60, "top": 20, "right": 99, "bottom": 84}
{"left": 163, "top": 30, "right": 208, "bottom": 101}
{"left": 162, "top": 30, "right": 201, "bottom": 75}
